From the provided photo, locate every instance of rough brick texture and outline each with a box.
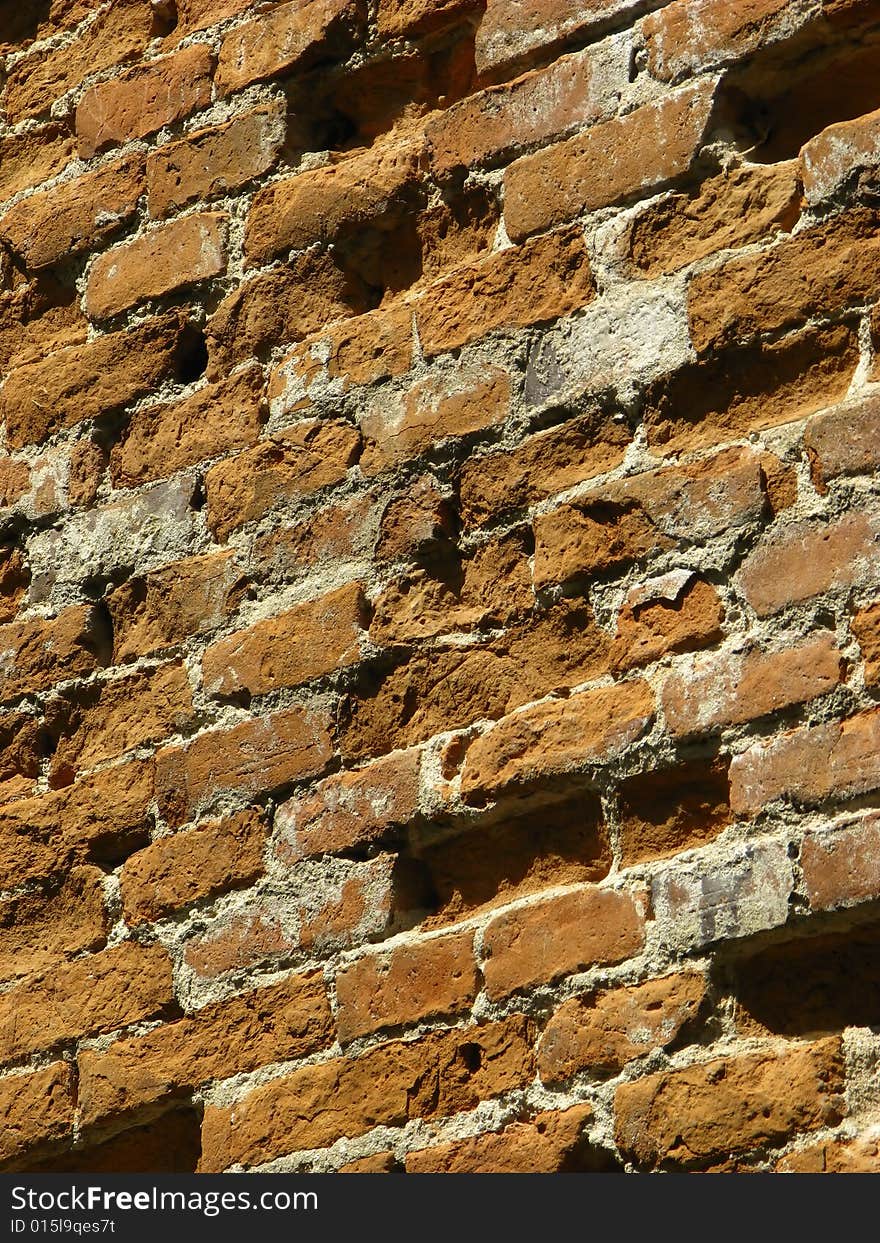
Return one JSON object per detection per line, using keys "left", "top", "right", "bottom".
{"left": 3, "top": 0, "right": 880, "bottom": 1180}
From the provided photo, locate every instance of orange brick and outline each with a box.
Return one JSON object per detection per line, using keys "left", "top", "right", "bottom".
{"left": 610, "top": 573, "right": 724, "bottom": 672}
{"left": 0, "top": 1063, "right": 75, "bottom": 1167}
{"left": 618, "top": 758, "right": 731, "bottom": 867}
{"left": 475, "top": 0, "right": 639, "bottom": 79}
{"left": 155, "top": 707, "right": 333, "bottom": 826}
{"left": 336, "top": 929, "right": 478, "bottom": 1041}
{"left": 216, "top": 0, "right": 365, "bottom": 96}
{"left": 481, "top": 885, "right": 646, "bottom": 999}
{"left": 0, "top": 124, "right": 75, "bottom": 202}
{"left": 0, "top": 604, "right": 108, "bottom": 704}
{"left": 405, "top": 1105, "right": 599, "bottom": 1172}
{"left": 0, "top": 865, "right": 107, "bottom": 984}
{"left": 804, "top": 392, "right": 880, "bottom": 491}
{"left": 121, "top": 808, "right": 266, "bottom": 925}
{"left": 853, "top": 600, "right": 880, "bottom": 686}
{"left": 801, "top": 814, "right": 880, "bottom": 913}
{"left": 377, "top": 0, "right": 481, "bottom": 37}
{"left": 800, "top": 106, "right": 880, "bottom": 204}
{"left": 643, "top": 0, "right": 795, "bottom": 83}
{"left": 76, "top": 44, "right": 215, "bottom": 158}
{"left": 504, "top": 79, "right": 716, "bottom": 241}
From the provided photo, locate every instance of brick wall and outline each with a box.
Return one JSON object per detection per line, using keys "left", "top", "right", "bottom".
{"left": 2, "top": 0, "right": 880, "bottom": 1174}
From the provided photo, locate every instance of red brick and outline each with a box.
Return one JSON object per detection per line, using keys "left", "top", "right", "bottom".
{"left": 504, "top": 79, "right": 716, "bottom": 242}
{"left": 336, "top": 928, "right": 478, "bottom": 1041}
{"left": 0, "top": 865, "right": 107, "bottom": 984}
{"left": 427, "top": 47, "right": 622, "bottom": 176}
{"left": 360, "top": 367, "right": 510, "bottom": 474}
{"left": 147, "top": 102, "right": 285, "bottom": 219}
{"left": 156, "top": 707, "right": 333, "bottom": 826}
{"left": 0, "top": 1064, "right": 75, "bottom": 1168}
{"left": 804, "top": 392, "right": 880, "bottom": 491}
{"left": 618, "top": 758, "right": 731, "bottom": 867}
{"left": 0, "top": 942, "right": 174, "bottom": 1065}
{"left": 49, "top": 662, "right": 196, "bottom": 785}
{"left": 202, "top": 582, "right": 367, "bottom": 698}
{"left": 86, "top": 212, "right": 227, "bottom": 320}
{"left": 538, "top": 974, "right": 706, "bottom": 1081}
{"left": 0, "top": 604, "right": 107, "bottom": 704}
{"left": 121, "top": 808, "right": 266, "bottom": 926}
{"left": 205, "top": 419, "right": 361, "bottom": 541}
{"left": 0, "top": 125, "right": 75, "bottom": 203}
{"left": 853, "top": 600, "right": 880, "bottom": 687}
{"left": 76, "top": 44, "right": 215, "bottom": 159}
{"left": 661, "top": 634, "right": 843, "bottom": 737}
{"left": 199, "top": 1016, "right": 534, "bottom": 1169}
{"left": 77, "top": 973, "right": 333, "bottom": 1128}
{"left": 610, "top": 572, "right": 724, "bottom": 672}
{"left": 802, "top": 814, "right": 880, "bottom": 913}
{"left": 216, "top": 0, "right": 365, "bottom": 96}
{"left": 110, "top": 366, "right": 265, "bottom": 488}
{"left": 377, "top": 0, "right": 481, "bottom": 37}
{"left": 644, "top": 323, "right": 859, "bottom": 454}
{"left": 0, "top": 154, "right": 144, "bottom": 271}
{"left": 737, "top": 512, "right": 879, "bottom": 617}
{"left": 643, "top": 0, "right": 795, "bottom": 83}
{"left": 730, "top": 707, "right": 880, "bottom": 816}
{"left": 0, "top": 313, "right": 183, "bottom": 449}
{"left": 270, "top": 302, "right": 414, "bottom": 398}
{"left": 689, "top": 209, "right": 880, "bottom": 355}
{"left": 405, "top": 1104, "right": 600, "bottom": 1172}
{"left": 480, "top": 885, "right": 646, "bottom": 1000}
{"left": 274, "top": 749, "right": 421, "bottom": 862}
{"left": 244, "top": 134, "right": 425, "bottom": 267}
{"left": 533, "top": 447, "right": 766, "bottom": 590}
{"left": 614, "top": 1039, "right": 845, "bottom": 1170}
{"left": 414, "top": 224, "right": 595, "bottom": 358}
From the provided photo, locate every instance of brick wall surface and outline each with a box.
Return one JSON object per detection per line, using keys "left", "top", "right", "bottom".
{"left": 1, "top": 0, "right": 880, "bottom": 1174}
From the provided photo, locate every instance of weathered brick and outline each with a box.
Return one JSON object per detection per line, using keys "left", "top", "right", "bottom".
{"left": 270, "top": 302, "right": 414, "bottom": 398}
{"left": 853, "top": 600, "right": 880, "bottom": 686}
{"left": 622, "top": 163, "right": 800, "bottom": 278}
{"left": 652, "top": 839, "right": 794, "bottom": 951}
{"left": 173, "top": 0, "right": 254, "bottom": 37}
{"left": 108, "top": 550, "right": 246, "bottom": 663}
{"left": 0, "top": 124, "right": 75, "bottom": 203}
{"left": 205, "top": 420, "right": 361, "bottom": 541}
{"left": 205, "top": 251, "right": 369, "bottom": 376}
{"left": 777, "top": 1134, "right": 880, "bottom": 1173}
{"left": 0, "top": 275, "right": 87, "bottom": 377}
{"left": 155, "top": 707, "right": 333, "bottom": 826}
{"left": 644, "top": 323, "right": 859, "bottom": 454}
{"left": 533, "top": 447, "right": 766, "bottom": 590}
{"left": 0, "top": 313, "right": 183, "bottom": 448}
{"left": 216, "top": 0, "right": 365, "bottom": 96}
{"left": 0, "top": 154, "right": 144, "bottom": 271}
{"left": 245, "top": 134, "right": 424, "bottom": 267}
{"left": 0, "top": 604, "right": 108, "bottom": 704}
{"left": 199, "top": 1016, "right": 534, "bottom": 1169}
{"left": 457, "top": 680, "right": 654, "bottom": 805}
{"left": 336, "top": 928, "right": 478, "bottom": 1041}
{"left": 0, "top": 942, "right": 174, "bottom": 1065}
{"left": 147, "top": 103, "right": 285, "bottom": 219}
{"left": 476, "top": 0, "right": 642, "bottom": 79}
{"left": 405, "top": 1105, "right": 600, "bottom": 1173}
{"left": 0, "top": 1064, "right": 75, "bottom": 1168}
{"left": 661, "top": 633, "right": 843, "bottom": 737}
{"left": 76, "top": 44, "right": 215, "bottom": 159}
{"left": 481, "top": 885, "right": 646, "bottom": 999}
{"left": 804, "top": 392, "right": 880, "bottom": 491}
{"left": 77, "top": 973, "right": 333, "bottom": 1128}
{"left": 0, "top": 865, "right": 107, "bottom": 984}
{"left": 800, "top": 106, "right": 880, "bottom": 204}
{"left": 121, "top": 808, "right": 266, "bottom": 926}
{"left": 689, "top": 209, "right": 880, "bottom": 355}
{"left": 0, "top": 549, "right": 29, "bottom": 624}
{"left": 737, "top": 512, "right": 880, "bottom": 617}
{"left": 504, "top": 79, "right": 716, "bottom": 242}
{"left": 802, "top": 814, "right": 880, "bottom": 913}
{"left": 0, "top": 759, "right": 153, "bottom": 888}
{"left": 50, "top": 663, "right": 195, "bottom": 785}
{"left": 414, "top": 224, "right": 595, "bottom": 358}
{"left": 614, "top": 1039, "right": 845, "bottom": 1170}
{"left": 618, "top": 758, "right": 731, "bottom": 867}
{"left": 610, "top": 572, "right": 724, "bottom": 672}
{"left": 730, "top": 708, "right": 880, "bottom": 815}
{"left": 459, "top": 410, "right": 631, "bottom": 528}
{"left": 643, "top": 0, "right": 795, "bottom": 83}
{"left": 360, "top": 367, "right": 510, "bottom": 474}
{"left": 377, "top": 0, "right": 481, "bottom": 37}
{"left": 4, "top": 0, "right": 160, "bottom": 123}
{"left": 538, "top": 974, "right": 706, "bottom": 1082}
{"left": 28, "top": 1110, "right": 202, "bottom": 1175}
{"left": 427, "top": 46, "right": 623, "bottom": 176}
{"left": 202, "top": 583, "right": 367, "bottom": 697}
{"left": 86, "top": 212, "right": 227, "bottom": 320}
{"left": 274, "top": 749, "right": 421, "bottom": 862}
{"left": 110, "top": 366, "right": 265, "bottom": 488}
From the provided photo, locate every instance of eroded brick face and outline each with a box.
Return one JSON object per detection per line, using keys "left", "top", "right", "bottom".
{"left": 2, "top": 0, "right": 880, "bottom": 1180}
